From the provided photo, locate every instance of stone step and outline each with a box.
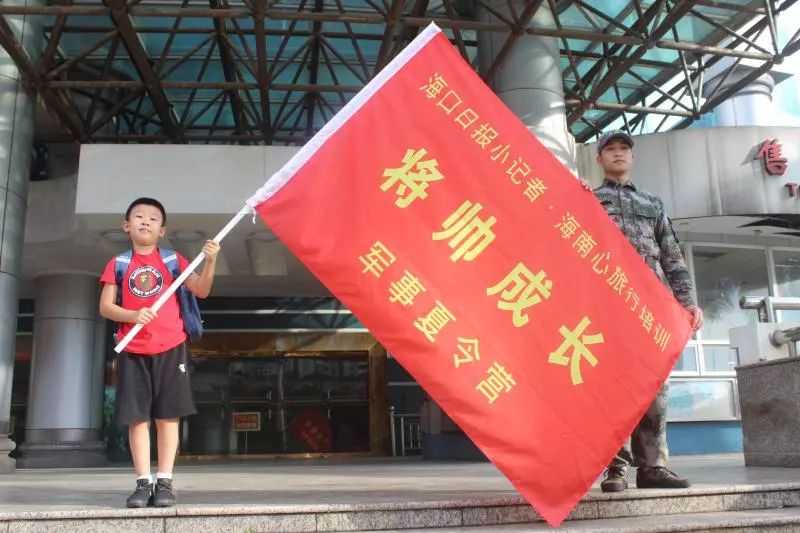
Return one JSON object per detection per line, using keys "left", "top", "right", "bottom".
{"left": 2, "top": 483, "right": 799, "bottom": 532}
{"left": 377, "top": 508, "right": 800, "bottom": 532}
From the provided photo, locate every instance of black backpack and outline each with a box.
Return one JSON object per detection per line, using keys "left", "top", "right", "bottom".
{"left": 114, "top": 248, "right": 203, "bottom": 343}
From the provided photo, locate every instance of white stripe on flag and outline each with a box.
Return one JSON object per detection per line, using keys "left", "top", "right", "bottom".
{"left": 246, "top": 22, "right": 442, "bottom": 208}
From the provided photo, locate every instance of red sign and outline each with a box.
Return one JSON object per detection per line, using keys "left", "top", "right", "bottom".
{"left": 289, "top": 407, "right": 332, "bottom": 452}
{"left": 232, "top": 412, "right": 261, "bottom": 432}
{"left": 756, "top": 138, "right": 788, "bottom": 176}
{"left": 248, "top": 24, "right": 691, "bottom": 527}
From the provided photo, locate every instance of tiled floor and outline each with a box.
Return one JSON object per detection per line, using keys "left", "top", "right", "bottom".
{"left": 0, "top": 453, "right": 798, "bottom": 513}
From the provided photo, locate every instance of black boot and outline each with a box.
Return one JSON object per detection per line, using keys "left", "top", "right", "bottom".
{"left": 636, "top": 466, "right": 690, "bottom": 489}
{"left": 600, "top": 467, "right": 628, "bottom": 493}
{"left": 126, "top": 479, "right": 153, "bottom": 508}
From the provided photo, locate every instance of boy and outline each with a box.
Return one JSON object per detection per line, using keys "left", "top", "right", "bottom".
{"left": 99, "top": 197, "right": 220, "bottom": 507}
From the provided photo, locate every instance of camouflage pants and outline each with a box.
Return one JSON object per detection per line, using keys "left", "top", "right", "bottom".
{"left": 609, "top": 382, "right": 669, "bottom": 473}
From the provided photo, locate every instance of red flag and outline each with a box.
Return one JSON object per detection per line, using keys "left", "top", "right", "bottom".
{"left": 247, "top": 24, "right": 692, "bottom": 527}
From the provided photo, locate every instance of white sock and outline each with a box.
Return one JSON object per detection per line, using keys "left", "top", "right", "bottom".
{"left": 137, "top": 474, "right": 152, "bottom": 484}
{"left": 156, "top": 472, "right": 173, "bottom": 480}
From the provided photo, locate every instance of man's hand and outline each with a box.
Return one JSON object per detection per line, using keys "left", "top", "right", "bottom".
{"left": 687, "top": 305, "right": 704, "bottom": 331}
{"left": 203, "top": 240, "right": 221, "bottom": 263}
{"left": 133, "top": 307, "right": 157, "bottom": 325}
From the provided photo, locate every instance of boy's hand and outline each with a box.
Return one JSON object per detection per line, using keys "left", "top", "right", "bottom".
{"left": 203, "top": 240, "right": 220, "bottom": 263}
{"left": 133, "top": 307, "right": 157, "bottom": 325}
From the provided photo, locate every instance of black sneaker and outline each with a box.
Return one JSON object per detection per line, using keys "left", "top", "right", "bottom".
{"left": 600, "top": 467, "right": 628, "bottom": 493}
{"left": 153, "top": 478, "right": 177, "bottom": 507}
{"left": 636, "top": 466, "right": 690, "bottom": 489}
{"left": 126, "top": 479, "right": 153, "bottom": 508}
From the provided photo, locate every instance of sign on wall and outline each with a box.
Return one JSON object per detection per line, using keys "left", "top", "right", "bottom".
{"left": 232, "top": 412, "right": 261, "bottom": 432}
{"left": 755, "top": 138, "right": 789, "bottom": 176}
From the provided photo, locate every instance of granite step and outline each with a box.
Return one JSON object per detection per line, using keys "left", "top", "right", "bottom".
{"left": 375, "top": 507, "right": 800, "bottom": 532}
{"left": 2, "top": 482, "right": 799, "bottom": 532}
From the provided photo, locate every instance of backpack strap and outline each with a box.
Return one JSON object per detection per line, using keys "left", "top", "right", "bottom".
{"left": 114, "top": 250, "right": 133, "bottom": 307}
{"left": 158, "top": 247, "right": 203, "bottom": 342}
{"left": 159, "top": 248, "right": 181, "bottom": 278}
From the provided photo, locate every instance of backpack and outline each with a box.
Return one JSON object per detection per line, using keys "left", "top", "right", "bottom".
{"left": 114, "top": 248, "right": 203, "bottom": 343}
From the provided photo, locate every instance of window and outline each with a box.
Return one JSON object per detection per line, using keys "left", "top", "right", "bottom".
{"left": 772, "top": 250, "right": 800, "bottom": 323}
{"left": 692, "top": 246, "right": 770, "bottom": 342}
{"left": 666, "top": 243, "right": 800, "bottom": 421}
{"left": 667, "top": 379, "right": 739, "bottom": 421}
{"left": 673, "top": 345, "right": 698, "bottom": 373}
{"left": 702, "top": 345, "right": 739, "bottom": 373}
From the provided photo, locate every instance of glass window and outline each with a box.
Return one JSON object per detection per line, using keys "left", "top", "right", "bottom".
{"left": 692, "top": 246, "right": 770, "bottom": 341}
{"left": 183, "top": 355, "right": 370, "bottom": 456}
{"left": 672, "top": 345, "right": 698, "bottom": 373}
{"left": 772, "top": 250, "right": 800, "bottom": 323}
{"left": 702, "top": 345, "right": 739, "bottom": 373}
{"left": 667, "top": 380, "right": 738, "bottom": 420}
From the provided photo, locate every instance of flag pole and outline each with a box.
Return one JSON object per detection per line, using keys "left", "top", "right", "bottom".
{"left": 114, "top": 204, "right": 252, "bottom": 354}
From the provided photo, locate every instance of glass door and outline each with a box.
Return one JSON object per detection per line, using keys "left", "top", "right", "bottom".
{"left": 181, "top": 354, "right": 369, "bottom": 456}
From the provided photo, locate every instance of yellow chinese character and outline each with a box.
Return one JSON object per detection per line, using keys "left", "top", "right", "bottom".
{"left": 475, "top": 362, "right": 516, "bottom": 404}
{"left": 591, "top": 251, "right": 610, "bottom": 275}
{"left": 572, "top": 231, "right": 596, "bottom": 258}
{"left": 413, "top": 300, "right": 456, "bottom": 342}
{"left": 381, "top": 148, "right": 445, "bottom": 208}
{"left": 549, "top": 316, "right": 604, "bottom": 385}
{"left": 455, "top": 108, "right": 479, "bottom": 130}
{"left": 654, "top": 324, "right": 670, "bottom": 352}
{"left": 625, "top": 287, "right": 640, "bottom": 312}
{"left": 453, "top": 337, "right": 480, "bottom": 367}
{"left": 490, "top": 143, "right": 510, "bottom": 164}
{"left": 359, "top": 241, "right": 396, "bottom": 278}
{"left": 523, "top": 178, "right": 547, "bottom": 203}
{"left": 432, "top": 200, "right": 496, "bottom": 262}
{"left": 389, "top": 270, "right": 426, "bottom": 307}
{"left": 437, "top": 90, "right": 462, "bottom": 114}
{"left": 555, "top": 213, "right": 580, "bottom": 239}
{"left": 506, "top": 157, "right": 530, "bottom": 184}
{"left": 486, "top": 263, "right": 552, "bottom": 327}
{"left": 606, "top": 266, "right": 628, "bottom": 295}
{"left": 640, "top": 305, "right": 654, "bottom": 333}
{"left": 420, "top": 73, "right": 448, "bottom": 99}
{"left": 471, "top": 123, "right": 498, "bottom": 148}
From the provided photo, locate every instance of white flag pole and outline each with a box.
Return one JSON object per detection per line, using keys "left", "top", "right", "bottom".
{"left": 114, "top": 204, "right": 252, "bottom": 354}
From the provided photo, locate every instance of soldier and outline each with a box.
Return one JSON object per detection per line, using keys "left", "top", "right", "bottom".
{"left": 591, "top": 130, "right": 704, "bottom": 492}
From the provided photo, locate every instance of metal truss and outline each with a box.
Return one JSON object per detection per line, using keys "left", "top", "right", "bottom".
{"left": 0, "top": 0, "right": 798, "bottom": 145}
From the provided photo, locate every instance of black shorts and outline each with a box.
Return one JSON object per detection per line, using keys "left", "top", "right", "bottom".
{"left": 116, "top": 342, "right": 197, "bottom": 425}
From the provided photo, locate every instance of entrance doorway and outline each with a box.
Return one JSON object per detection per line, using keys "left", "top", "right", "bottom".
{"left": 178, "top": 332, "right": 390, "bottom": 458}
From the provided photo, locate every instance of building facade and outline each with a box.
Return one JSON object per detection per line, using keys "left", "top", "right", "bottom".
{"left": 1, "top": 1, "right": 799, "bottom": 469}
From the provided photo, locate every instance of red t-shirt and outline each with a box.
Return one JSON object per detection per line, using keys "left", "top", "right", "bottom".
{"left": 100, "top": 249, "right": 191, "bottom": 355}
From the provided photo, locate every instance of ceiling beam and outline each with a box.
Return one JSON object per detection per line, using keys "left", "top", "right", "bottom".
{"left": 104, "top": 0, "right": 181, "bottom": 141}
{"left": 0, "top": 14, "right": 84, "bottom": 140}
{"left": 210, "top": 0, "right": 249, "bottom": 141}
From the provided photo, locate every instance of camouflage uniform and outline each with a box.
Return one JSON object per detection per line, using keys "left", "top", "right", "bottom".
{"left": 593, "top": 177, "right": 695, "bottom": 472}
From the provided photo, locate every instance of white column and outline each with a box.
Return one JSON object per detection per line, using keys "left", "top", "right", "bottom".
{"left": 0, "top": 0, "right": 42, "bottom": 473}
{"left": 17, "top": 274, "right": 107, "bottom": 467}
{"left": 476, "top": 1, "right": 577, "bottom": 173}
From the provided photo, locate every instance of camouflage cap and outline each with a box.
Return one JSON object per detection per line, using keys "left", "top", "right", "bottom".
{"left": 596, "top": 130, "right": 634, "bottom": 154}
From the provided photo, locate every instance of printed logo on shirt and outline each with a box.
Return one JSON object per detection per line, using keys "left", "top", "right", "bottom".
{"left": 129, "top": 266, "right": 164, "bottom": 298}
{"left": 179, "top": 364, "right": 186, "bottom": 373}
